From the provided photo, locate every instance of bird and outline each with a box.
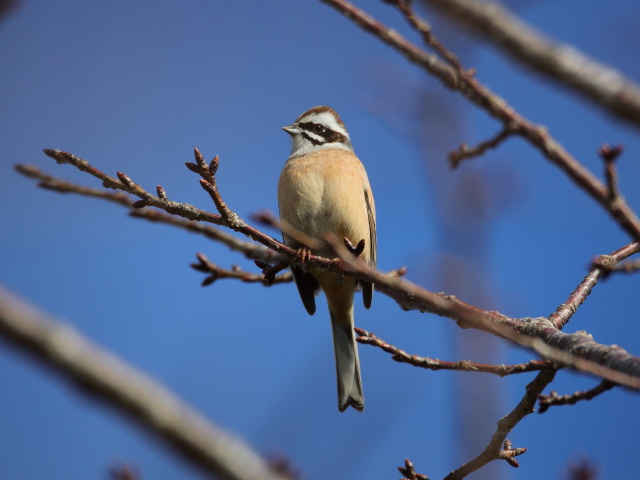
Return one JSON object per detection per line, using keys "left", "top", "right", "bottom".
{"left": 277, "top": 106, "right": 376, "bottom": 412}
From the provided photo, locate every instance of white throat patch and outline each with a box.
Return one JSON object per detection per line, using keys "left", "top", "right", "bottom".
{"left": 288, "top": 133, "right": 353, "bottom": 158}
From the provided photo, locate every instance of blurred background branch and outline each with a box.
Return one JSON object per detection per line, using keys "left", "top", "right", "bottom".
{"left": 421, "top": 0, "right": 640, "bottom": 129}
{"left": 0, "top": 287, "right": 291, "bottom": 480}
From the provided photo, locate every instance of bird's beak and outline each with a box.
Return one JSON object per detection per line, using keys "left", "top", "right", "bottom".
{"left": 282, "top": 124, "right": 301, "bottom": 136}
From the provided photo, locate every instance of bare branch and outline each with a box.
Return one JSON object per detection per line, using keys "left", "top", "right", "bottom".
{"left": 537, "top": 380, "right": 616, "bottom": 414}
{"left": 190, "top": 149, "right": 246, "bottom": 229}
{"left": 320, "top": 0, "right": 460, "bottom": 86}
{"left": 42, "top": 149, "right": 224, "bottom": 224}
{"left": 251, "top": 209, "right": 282, "bottom": 231}
{"left": 15, "top": 164, "right": 133, "bottom": 207}
{"left": 326, "top": 237, "right": 640, "bottom": 389}
{"left": 254, "top": 258, "right": 293, "bottom": 286}
{"left": 14, "top": 164, "right": 281, "bottom": 265}
{"left": 40, "top": 149, "right": 335, "bottom": 268}
{"left": 130, "top": 209, "right": 281, "bottom": 264}
{"left": 398, "top": 458, "right": 430, "bottom": 480}
{"left": 321, "top": 0, "right": 640, "bottom": 242}
{"left": 444, "top": 368, "right": 557, "bottom": 479}
{"left": 548, "top": 241, "right": 640, "bottom": 329}
{"left": 191, "top": 253, "right": 293, "bottom": 286}
{"left": 599, "top": 144, "right": 623, "bottom": 203}
{"left": 393, "top": 0, "right": 466, "bottom": 71}
{"left": 601, "top": 259, "right": 640, "bottom": 275}
{"left": 421, "top": 0, "right": 640, "bottom": 129}
{"left": 448, "top": 125, "right": 515, "bottom": 169}
{"left": 0, "top": 287, "right": 289, "bottom": 480}
{"left": 18, "top": 151, "right": 640, "bottom": 389}
{"left": 356, "top": 328, "right": 551, "bottom": 376}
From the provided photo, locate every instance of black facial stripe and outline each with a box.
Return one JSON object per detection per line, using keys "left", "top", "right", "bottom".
{"left": 299, "top": 121, "right": 348, "bottom": 144}
{"left": 301, "top": 131, "right": 323, "bottom": 146}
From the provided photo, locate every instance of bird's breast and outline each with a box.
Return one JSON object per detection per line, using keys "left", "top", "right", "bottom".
{"left": 277, "top": 149, "right": 372, "bottom": 259}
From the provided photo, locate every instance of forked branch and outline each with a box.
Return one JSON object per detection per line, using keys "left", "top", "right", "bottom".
{"left": 321, "top": 0, "right": 640, "bottom": 241}
{"left": 443, "top": 369, "right": 557, "bottom": 479}
{"left": 15, "top": 151, "right": 640, "bottom": 391}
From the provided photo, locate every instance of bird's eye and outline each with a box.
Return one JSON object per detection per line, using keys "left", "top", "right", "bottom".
{"left": 313, "top": 124, "right": 326, "bottom": 134}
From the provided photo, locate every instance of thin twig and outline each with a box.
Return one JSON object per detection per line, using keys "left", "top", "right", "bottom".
{"left": 443, "top": 368, "right": 557, "bottom": 479}
{"left": 599, "top": 144, "right": 623, "bottom": 203}
{"left": 548, "top": 241, "right": 640, "bottom": 329}
{"left": 448, "top": 125, "right": 515, "bottom": 169}
{"left": 537, "top": 380, "right": 615, "bottom": 414}
{"left": 602, "top": 260, "right": 640, "bottom": 275}
{"left": 251, "top": 210, "right": 282, "bottom": 231}
{"left": 191, "top": 253, "right": 293, "bottom": 286}
{"left": 394, "top": 0, "right": 465, "bottom": 72}
{"left": 189, "top": 149, "right": 246, "bottom": 229}
{"left": 15, "top": 164, "right": 133, "bottom": 207}
{"left": 355, "top": 328, "right": 551, "bottom": 376}
{"left": 322, "top": 0, "right": 460, "bottom": 82}
{"left": 398, "top": 458, "right": 429, "bottom": 480}
{"left": 130, "top": 209, "right": 281, "bottom": 264}
{"left": 254, "top": 258, "right": 292, "bottom": 286}
{"left": 14, "top": 164, "right": 281, "bottom": 265}
{"left": 38, "top": 149, "right": 319, "bottom": 265}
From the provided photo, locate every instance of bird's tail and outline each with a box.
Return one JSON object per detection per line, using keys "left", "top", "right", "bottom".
{"left": 330, "top": 308, "right": 364, "bottom": 412}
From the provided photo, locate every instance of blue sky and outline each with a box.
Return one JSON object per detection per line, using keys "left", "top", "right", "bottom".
{"left": 2, "top": 1, "right": 640, "bottom": 479}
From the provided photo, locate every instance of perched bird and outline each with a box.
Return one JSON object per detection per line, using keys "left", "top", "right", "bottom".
{"left": 277, "top": 106, "right": 376, "bottom": 412}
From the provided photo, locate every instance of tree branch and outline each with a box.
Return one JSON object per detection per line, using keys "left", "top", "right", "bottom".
{"left": 38, "top": 149, "right": 331, "bottom": 269}
{"left": 321, "top": 0, "right": 640, "bottom": 242}
{"left": 537, "top": 380, "right": 615, "bottom": 414}
{"left": 443, "top": 368, "right": 557, "bottom": 479}
{"left": 17, "top": 151, "right": 640, "bottom": 390}
{"left": 356, "top": 328, "right": 551, "bottom": 376}
{"left": 448, "top": 125, "right": 514, "bottom": 169}
{"left": 191, "top": 252, "right": 293, "bottom": 286}
{"left": 601, "top": 259, "right": 640, "bottom": 275}
{"left": 599, "top": 144, "right": 623, "bottom": 204}
{"left": 421, "top": 0, "right": 640, "bottom": 129}
{"left": 548, "top": 241, "right": 640, "bottom": 329}
{"left": 0, "top": 287, "right": 290, "bottom": 480}
{"left": 331, "top": 242, "right": 640, "bottom": 389}
{"left": 15, "top": 164, "right": 281, "bottom": 264}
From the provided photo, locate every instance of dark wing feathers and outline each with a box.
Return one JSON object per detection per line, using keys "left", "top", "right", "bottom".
{"left": 361, "top": 188, "right": 376, "bottom": 309}
{"left": 290, "top": 265, "right": 319, "bottom": 315}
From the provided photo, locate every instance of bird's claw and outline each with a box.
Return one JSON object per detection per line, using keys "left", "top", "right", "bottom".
{"left": 343, "top": 237, "right": 366, "bottom": 258}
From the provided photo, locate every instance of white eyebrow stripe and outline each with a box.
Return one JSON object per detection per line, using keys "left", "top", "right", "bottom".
{"left": 299, "top": 111, "right": 350, "bottom": 139}
{"left": 301, "top": 130, "right": 325, "bottom": 144}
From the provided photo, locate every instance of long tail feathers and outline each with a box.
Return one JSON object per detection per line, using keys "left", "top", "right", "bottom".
{"left": 330, "top": 311, "right": 364, "bottom": 412}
